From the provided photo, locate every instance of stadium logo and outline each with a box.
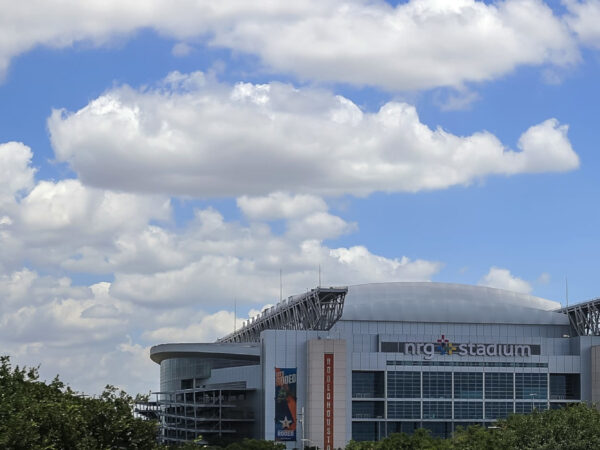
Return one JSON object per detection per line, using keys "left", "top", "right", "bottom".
{"left": 436, "top": 335, "right": 456, "bottom": 355}
{"left": 399, "top": 337, "right": 533, "bottom": 360}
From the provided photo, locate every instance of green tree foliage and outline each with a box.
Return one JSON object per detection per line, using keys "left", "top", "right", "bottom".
{"left": 222, "top": 438, "right": 285, "bottom": 450}
{"left": 0, "top": 356, "right": 158, "bottom": 450}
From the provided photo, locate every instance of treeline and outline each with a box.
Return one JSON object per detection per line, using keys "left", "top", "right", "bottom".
{"left": 2, "top": 355, "right": 600, "bottom": 449}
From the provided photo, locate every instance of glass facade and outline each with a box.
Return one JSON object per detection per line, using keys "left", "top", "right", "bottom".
{"left": 485, "top": 373, "right": 514, "bottom": 399}
{"left": 352, "top": 422, "right": 385, "bottom": 442}
{"left": 423, "top": 401, "right": 452, "bottom": 419}
{"left": 454, "top": 372, "right": 483, "bottom": 399}
{"left": 352, "top": 370, "right": 567, "bottom": 441}
{"left": 352, "top": 401, "right": 384, "bottom": 419}
{"left": 516, "top": 373, "right": 547, "bottom": 400}
{"left": 485, "top": 402, "right": 514, "bottom": 419}
{"left": 353, "top": 371, "right": 385, "bottom": 398}
{"left": 423, "top": 372, "right": 452, "bottom": 398}
{"left": 388, "top": 401, "right": 421, "bottom": 419}
{"left": 387, "top": 371, "right": 421, "bottom": 398}
{"left": 515, "top": 402, "right": 548, "bottom": 414}
{"left": 550, "top": 374, "right": 580, "bottom": 400}
{"left": 454, "top": 401, "right": 483, "bottom": 420}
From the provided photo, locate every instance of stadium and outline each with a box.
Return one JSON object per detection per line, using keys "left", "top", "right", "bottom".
{"left": 148, "top": 282, "right": 600, "bottom": 449}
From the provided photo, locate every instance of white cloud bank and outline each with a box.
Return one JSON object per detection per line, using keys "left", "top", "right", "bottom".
{"left": 565, "top": 0, "right": 600, "bottom": 49}
{"left": 48, "top": 73, "right": 579, "bottom": 198}
{"left": 0, "top": 0, "right": 579, "bottom": 90}
{"left": 478, "top": 267, "right": 532, "bottom": 294}
{"left": 0, "top": 143, "right": 443, "bottom": 393}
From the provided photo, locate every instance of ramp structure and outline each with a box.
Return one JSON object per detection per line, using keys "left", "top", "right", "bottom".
{"left": 219, "top": 287, "right": 348, "bottom": 343}
{"left": 558, "top": 297, "right": 600, "bottom": 336}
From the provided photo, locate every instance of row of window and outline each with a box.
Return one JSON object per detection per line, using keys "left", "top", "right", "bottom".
{"left": 387, "top": 372, "right": 548, "bottom": 399}
{"left": 354, "top": 400, "right": 550, "bottom": 420}
{"left": 352, "top": 403, "right": 575, "bottom": 441}
{"left": 352, "top": 371, "right": 579, "bottom": 400}
{"left": 387, "top": 361, "right": 548, "bottom": 368}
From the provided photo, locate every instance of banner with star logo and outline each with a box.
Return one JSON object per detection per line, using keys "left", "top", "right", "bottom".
{"left": 275, "top": 367, "right": 297, "bottom": 442}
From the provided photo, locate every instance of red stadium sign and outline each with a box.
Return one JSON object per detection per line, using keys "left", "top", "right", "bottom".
{"left": 324, "top": 353, "right": 334, "bottom": 450}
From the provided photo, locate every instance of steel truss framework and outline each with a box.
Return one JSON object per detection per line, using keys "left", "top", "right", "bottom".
{"left": 152, "top": 387, "right": 255, "bottom": 445}
{"left": 219, "top": 287, "right": 348, "bottom": 343}
{"left": 558, "top": 297, "right": 600, "bottom": 336}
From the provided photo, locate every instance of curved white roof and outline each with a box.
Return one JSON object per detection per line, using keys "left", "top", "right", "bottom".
{"left": 340, "top": 282, "right": 568, "bottom": 325}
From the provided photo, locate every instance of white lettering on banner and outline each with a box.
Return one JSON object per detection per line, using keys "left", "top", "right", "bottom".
{"left": 324, "top": 353, "right": 334, "bottom": 450}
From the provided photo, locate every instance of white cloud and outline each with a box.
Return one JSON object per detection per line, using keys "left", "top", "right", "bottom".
{"left": 109, "top": 208, "right": 441, "bottom": 306}
{"left": 0, "top": 144, "right": 442, "bottom": 395}
{"left": 478, "top": 267, "right": 532, "bottom": 294}
{"left": 537, "top": 272, "right": 551, "bottom": 284}
{"left": 565, "top": 0, "right": 600, "bottom": 48}
{"left": 0, "top": 1, "right": 578, "bottom": 90}
{"left": 238, "top": 192, "right": 327, "bottom": 221}
{"left": 48, "top": 73, "right": 579, "bottom": 198}
{"left": 171, "top": 41, "right": 193, "bottom": 57}
{"left": 142, "top": 310, "right": 235, "bottom": 343}
{"left": 0, "top": 142, "right": 36, "bottom": 205}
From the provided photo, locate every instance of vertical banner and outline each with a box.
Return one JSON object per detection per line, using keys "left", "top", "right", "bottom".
{"left": 324, "top": 354, "right": 334, "bottom": 450}
{"left": 275, "top": 368, "right": 297, "bottom": 442}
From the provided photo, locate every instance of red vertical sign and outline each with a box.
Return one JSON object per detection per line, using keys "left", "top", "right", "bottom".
{"left": 324, "top": 353, "right": 334, "bottom": 450}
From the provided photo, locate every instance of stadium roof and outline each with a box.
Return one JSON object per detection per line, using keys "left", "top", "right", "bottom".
{"left": 340, "top": 282, "right": 568, "bottom": 326}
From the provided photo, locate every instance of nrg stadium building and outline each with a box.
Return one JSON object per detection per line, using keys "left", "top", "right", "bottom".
{"left": 148, "top": 282, "right": 600, "bottom": 448}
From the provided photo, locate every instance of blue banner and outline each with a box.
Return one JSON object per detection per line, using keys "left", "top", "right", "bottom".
{"left": 275, "top": 367, "right": 297, "bottom": 442}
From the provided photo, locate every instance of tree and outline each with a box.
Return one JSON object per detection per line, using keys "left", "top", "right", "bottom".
{"left": 0, "top": 356, "right": 159, "bottom": 449}
{"left": 224, "top": 438, "right": 285, "bottom": 449}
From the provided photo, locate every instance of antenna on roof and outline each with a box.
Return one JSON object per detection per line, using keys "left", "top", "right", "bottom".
{"left": 279, "top": 268, "right": 283, "bottom": 302}
{"left": 319, "top": 264, "right": 321, "bottom": 288}
{"left": 566, "top": 276, "right": 569, "bottom": 308}
{"left": 234, "top": 297, "right": 237, "bottom": 332}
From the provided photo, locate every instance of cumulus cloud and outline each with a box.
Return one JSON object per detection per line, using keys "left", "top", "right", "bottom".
{"left": 48, "top": 73, "right": 579, "bottom": 198}
{"left": 238, "top": 192, "right": 327, "bottom": 221}
{"left": 0, "top": 1, "right": 578, "bottom": 90}
{"left": 109, "top": 208, "right": 440, "bottom": 306}
{"left": 171, "top": 42, "right": 193, "bottom": 57}
{"left": 0, "top": 143, "right": 442, "bottom": 394}
{"left": 0, "top": 142, "right": 36, "bottom": 205}
{"left": 142, "top": 310, "right": 236, "bottom": 343}
{"left": 565, "top": 0, "right": 600, "bottom": 48}
{"left": 478, "top": 267, "right": 532, "bottom": 294}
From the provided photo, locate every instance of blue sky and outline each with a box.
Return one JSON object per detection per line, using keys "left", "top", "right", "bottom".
{"left": 1, "top": 0, "right": 599, "bottom": 394}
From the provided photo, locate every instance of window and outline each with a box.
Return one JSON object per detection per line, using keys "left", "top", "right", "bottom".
{"left": 423, "top": 401, "right": 452, "bottom": 419}
{"left": 550, "top": 374, "right": 580, "bottom": 400}
{"left": 381, "top": 342, "right": 400, "bottom": 352}
{"left": 485, "top": 402, "right": 513, "bottom": 419}
{"left": 352, "top": 401, "right": 384, "bottom": 419}
{"left": 421, "top": 422, "right": 452, "bottom": 439}
{"left": 454, "top": 373, "right": 483, "bottom": 399}
{"left": 485, "top": 373, "right": 513, "bottom": 399}
{"left": 515, "top": 402, "right": 548, "bottom": 414}
{"left": 516, "top": 373, "right": 547, "bottom": 400}
{"left": 388, "top": 401, "right": 421, "bottom": 419}
{"left": 353, "top": 371, "right": 385, "bottom": 398}
{"left": 352, "top": 422, "right": 383, "bottom": 442}
{"left": 387, "top": 371, "right": 421, "bottom": 398}
{"left": 454, "top": 402, "right": 483, "bottom": 420}
{"left": 386, "top": 422, "right": 420, "bottom": 436}
{"left": 423, "top": 372, "right": 452, "bottom": 398}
